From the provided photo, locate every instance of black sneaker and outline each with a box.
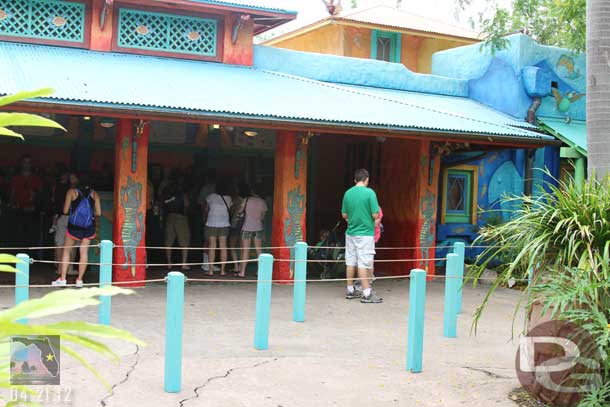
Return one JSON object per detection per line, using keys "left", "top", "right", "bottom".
{"left": 361, "top": 292, "right": 383, "bottom": 303}
{"left": 345, "top": 289, "right": 362, "bottom": 300}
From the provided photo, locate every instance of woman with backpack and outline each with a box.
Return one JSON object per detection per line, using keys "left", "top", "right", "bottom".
{"left": 52, "top": 173, "right": 101, "bottom": 287}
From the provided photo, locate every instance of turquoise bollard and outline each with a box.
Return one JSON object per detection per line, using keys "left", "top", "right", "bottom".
{"left": 98, "top": 240, "right": 113, "bottom": 325}
{"left": 16, "top": 253, "right": 29, "bottom": 324}
{"left": 453, "top": 242, "right": 465, "bottom": 314}
{"left": 164, "top": 271, "right": 185, "bottom": 393}
{"left": 406, "top": 269, "right": 427, "bottom": 373}
{"left": 293, "top": 242, "right": 308, "bottom": 322}
{"left": 443, "top": 253, "right": 460, "bottom": 338}
{"left": 254, "top": 254, "right": 274, "bottom": 350}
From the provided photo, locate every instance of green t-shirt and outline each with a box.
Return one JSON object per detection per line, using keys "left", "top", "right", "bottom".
{"left": 341, "top": 185, "right": 380, "bottom": 237}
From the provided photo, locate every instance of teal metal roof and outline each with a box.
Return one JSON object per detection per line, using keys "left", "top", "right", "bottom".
{"left": 188, "top": 0, "right": 297, "bottom": 15}
{"left": 0, "top": 42, "right": 552, "bottom": 142}
{"left": 539, "top": 117, "right": 587, "bottom": 155}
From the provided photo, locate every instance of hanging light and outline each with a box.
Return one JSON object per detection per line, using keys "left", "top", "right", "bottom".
{"left": 212, "top": 124, "right": 221, "bottom": 129}
{"left": 244, "top": 130, "right": 258, "bottom": 137}
{"left": 99, "top": 118, "right": 116, "bottom": 128}
{"left": 83, "top": 116, "right": 91, "bottom": 121}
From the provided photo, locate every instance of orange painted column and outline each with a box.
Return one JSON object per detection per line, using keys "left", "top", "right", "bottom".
{"left": 414, "top": 140, "right": 440, "bottom": 277}
{"left": 271, "top": 131, "right": 308, "bottom": 281}
{"left": 90, "top": 0, "right": 114, "bottom": 52}
{"left": 112, "top": 119, "right": 150, "bottom": 287}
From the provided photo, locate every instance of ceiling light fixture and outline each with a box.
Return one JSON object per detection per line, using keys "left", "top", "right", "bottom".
{"left": 244, "top": 130, "right": 258, "bottom": 137}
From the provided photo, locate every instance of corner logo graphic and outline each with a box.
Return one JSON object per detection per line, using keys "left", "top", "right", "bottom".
{"left": 516, "top": 320, "right": 602, "bottom": 406}
{"left": 10, "top": 335, "right": 61, "bottom": 385}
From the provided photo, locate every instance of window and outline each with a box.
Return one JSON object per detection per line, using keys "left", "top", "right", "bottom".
{"left": 0, "top": 0, "right": 86, "bottom": 45}
{"left": 116, "top": 8, "right": 219, "bottom": 59}
{"left": 441, "top": 166, "right": 478, "bottom": 224}
{"left": 371, "top": 30, "right": 401, "bottom": 63}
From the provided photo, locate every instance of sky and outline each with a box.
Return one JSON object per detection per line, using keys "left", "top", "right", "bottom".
{"left": 260, "top": 0, "right": 513, "bottom": 40}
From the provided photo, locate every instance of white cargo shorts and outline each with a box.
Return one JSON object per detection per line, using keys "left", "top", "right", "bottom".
{"left": 345, "top": 235, "right": 375, "bottom": 269}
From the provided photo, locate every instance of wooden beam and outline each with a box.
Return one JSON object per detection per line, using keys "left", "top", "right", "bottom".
{"left": 560, "top": 147, "right": 584, "bottom": 159}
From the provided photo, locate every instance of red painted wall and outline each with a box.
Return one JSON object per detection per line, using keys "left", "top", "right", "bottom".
{"left": 222, "top": 13, "right": 254, "bottom": 65}
{"left": 90, "top": 0, "right": 114, "bottom": 52}
{"left": 271, "top": 131, "right": 307, "bottom": 280}
{"left": 112, "top": 119, "right": 150, "bottom": 286}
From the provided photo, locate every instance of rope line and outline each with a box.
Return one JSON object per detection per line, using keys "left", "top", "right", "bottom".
{"left": 0, "top": 244, "right": 503, "bottom": 252}
{"left": 0, "top": 274, "right": 529, "bottom": 288}
{"left": 30, "top": 259, "right": 257, "bottom": 267}
{"left": 274, "top": 258, "right": 446, "bottom": 263}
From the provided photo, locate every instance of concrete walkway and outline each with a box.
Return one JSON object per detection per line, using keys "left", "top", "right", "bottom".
{"left": 0, "top": 279, "right": 525, "bottom": 407}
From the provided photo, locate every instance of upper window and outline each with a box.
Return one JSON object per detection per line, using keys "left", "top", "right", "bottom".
{"left": 441, "top": 166, "right": 478, "bottom": 224}
{"left": 0, "top": 0, "right": 86, "bottom": 45}
{"left": 116, "top": 8, "right": 219, "bottom": 59}
{"left": 371, "top": 30, "right": 401, "bottom": 63}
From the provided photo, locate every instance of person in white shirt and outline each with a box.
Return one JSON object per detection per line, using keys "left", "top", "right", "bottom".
{"left": 204, "top": 181, "right": 232, "bottom": 276}
{"left": 238, "top": 185, "right": 268, "bottom": 278}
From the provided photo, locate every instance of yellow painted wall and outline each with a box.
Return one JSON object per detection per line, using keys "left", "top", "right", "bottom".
{"left": 271, "top": 23, "right": 346, "bottom": 55}
{"left": 270, "top": 25, "right": 475, "bottom": 73}
{"left": 416, "top": 37, "right": 468, "bottom": 73}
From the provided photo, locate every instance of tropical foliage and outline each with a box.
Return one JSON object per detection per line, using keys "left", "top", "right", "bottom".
{"left": 469, "top": 176, "right": 610, "bottom": 406}
{"left": 0, "top": 88, "right": 65, "bottom": 139}
{"left": 457, "top": 0, "right": 586, "bottom": 53}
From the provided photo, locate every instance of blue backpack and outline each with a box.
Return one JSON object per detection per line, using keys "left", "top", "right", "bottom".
{"left": 69, "top": 189, "right": 94, "bottom": 228}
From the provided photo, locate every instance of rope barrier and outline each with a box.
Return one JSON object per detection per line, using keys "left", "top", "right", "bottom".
{"left": 0, "top": 274, "right": 529, "bottom": 289}
{"left": 30, "top": 259, "right": 257, "bottom": 267}
{"left": 0, "top": 244, "right": 504, "bottom": 252}
{"left": 274, "top": 258, "right": 446, "bottom": 263}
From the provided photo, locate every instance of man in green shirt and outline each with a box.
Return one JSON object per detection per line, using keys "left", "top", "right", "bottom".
{"left": 341, "top": 168, "right": 382, "bottom": 303}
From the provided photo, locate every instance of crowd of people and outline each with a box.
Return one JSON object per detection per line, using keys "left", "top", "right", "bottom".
{"left": 0, "top": 155, "right": 270, "bottom": 284}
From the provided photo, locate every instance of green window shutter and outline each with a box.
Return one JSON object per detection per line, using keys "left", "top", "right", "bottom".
{"left": 394, "top": 33, "right": 401, "bottom": 63}
{"left": 370, "top": 29, "right": 378, "bottom": 60}
{"left": 444, "top": 170, "right": 473, "bottom": 224}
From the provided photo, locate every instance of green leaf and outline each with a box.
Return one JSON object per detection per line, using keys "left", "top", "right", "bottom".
{"left": 0, "top": 265, "right": 17, "bottom": 273}
{"left": 0, "top": 254, "right": 21, "bottom": 263}
{"left": 0, "top": 287, "right": 133, "bottom": 322}
{"left": 0, "top": 113, "right": 66, "bottom": 131}
{"left": 0, "top": 88, "right": 55, "bottom": 107}
{"left": 44, "top": 321, "right": 146, "bottom": 346}
{"left": 0, "top": 126, "right": 24, "bottom": 139}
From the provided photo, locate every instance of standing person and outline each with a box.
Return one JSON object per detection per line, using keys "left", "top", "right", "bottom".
{"left": 163, "top": 170, "right": 191, "bottom": 271}
{"left": 238, "top": 185, "right": 267, "bottom": 278}
{"left": 198, "top": 171, "right": 216, "bottom": 272}
{"left": 341, "top": 168, "right": 382, "bottom": 303}
{"left": 228, "top": 183, "right": 247, "bottom": 275}
{"left": 52, "top": 174, "right": 101, "bottom": 287}
{"left": 51, "top": 171, "right": 71, "bottom": 273}
{"left": 203, "top": 181, "right": 232, "bottom": 276}
{"left": 10, "top": 155, "right": 42, "bottom": 247}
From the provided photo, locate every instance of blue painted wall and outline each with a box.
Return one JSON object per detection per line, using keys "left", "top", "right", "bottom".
{"left": 431, "top": 34, "right": 586, "bottom": 122}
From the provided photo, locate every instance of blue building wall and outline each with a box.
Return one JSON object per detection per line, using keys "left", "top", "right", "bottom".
{"left": 432, "top": 35, "right": 581, "bottom": 261}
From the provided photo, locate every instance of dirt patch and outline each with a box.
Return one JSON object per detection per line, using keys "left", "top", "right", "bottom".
{"left": 509, "top": 388, "right": 550, "bottom": 407}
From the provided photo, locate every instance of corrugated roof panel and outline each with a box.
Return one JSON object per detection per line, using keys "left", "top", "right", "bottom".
{"left": 539, "top": 117, "right": 587, "bottom": 154}
{"left": 338, "top": 5, "right": 480, "bottom": 40}
{"left": 187, "top": 0, "right": 297, "bottom": 14}
{"left": 0, "top": 42, "right": 549, "bottom": 140}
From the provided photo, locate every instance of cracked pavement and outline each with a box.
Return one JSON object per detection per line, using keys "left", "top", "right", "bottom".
{"left": 0, "top": 279, "right": 526, "bottom": 406}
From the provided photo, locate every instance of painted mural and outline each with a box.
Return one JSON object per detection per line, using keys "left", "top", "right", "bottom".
{"left": 418, "top": 189, "right": 435, "bottom": 269}
{"left": 120, "top": 176, "right": 144, "bottom": 277}
{"left": 284, "top": 185, "right": 305, "bottom": 275}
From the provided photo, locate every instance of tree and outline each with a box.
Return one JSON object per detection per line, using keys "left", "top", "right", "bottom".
{"left": 459, "top": 0, "right": 586, "bottom": 52}
{"left": 586, "top": 0, "right": 610, "bottom": 179}
{"left": 0, "top": 88, "right": 65, "bottom": 139}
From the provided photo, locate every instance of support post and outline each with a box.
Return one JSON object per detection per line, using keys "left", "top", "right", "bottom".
{"left": 575, "top": 156, "right": 585, "bottom": 191}
{"left": 443, "top": 253, "right": 459, "bottom": 338}
{"left": 112, "top": 119, "right": 150, "bottom": 287}
{"left": 16, "top": 254, "right": 29, "bottom": 324}
{"left": 453, "top": 242, "right": 465, "bottom": 314}
{"left": 98, "top": 240, "right": 113, "bottom": 325}
{"left": 406, "top": 269, "right": 427, "bottom": 373}
{"left": 293, "top": 242, "right": 308, "bottom": 322}
{"left": 254, "top": 254, "right": 274, "bottom": 350}
{"left": 164, "top": 272, "right": 185, "bottom": 393}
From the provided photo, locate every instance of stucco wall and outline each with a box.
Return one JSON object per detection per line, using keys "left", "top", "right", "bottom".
{"left": 269, "top": 23, "right": 345, "bottom": 55}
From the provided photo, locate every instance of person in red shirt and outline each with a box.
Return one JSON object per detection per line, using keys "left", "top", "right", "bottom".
{"left": 10, "top": 155, "right": 43, "bottom": 247}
